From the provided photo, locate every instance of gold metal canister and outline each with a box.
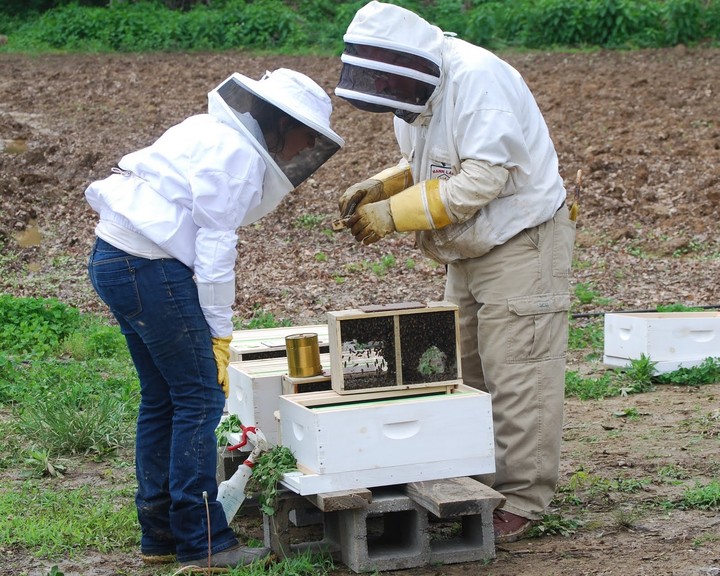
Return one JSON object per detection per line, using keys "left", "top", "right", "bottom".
{"left": 286, "top": 333, "right": 322, "bottom": 378}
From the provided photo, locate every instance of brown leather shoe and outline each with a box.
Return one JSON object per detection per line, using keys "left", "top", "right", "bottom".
{"left": 493, "top": 509, "right": 533, "bottom": 543}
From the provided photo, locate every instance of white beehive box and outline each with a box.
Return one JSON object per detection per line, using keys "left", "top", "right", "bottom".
{"left": 604, "top": 312, "right": 720, "bottom": 372}
{"left": 227, "top": 354, "right": 332, "bottom": 446}
{"left": 229, "top": 325, "right": 329, "bottom": 362}
{"left": 327, "top": 301, "right": 462, "bottom": 395}
{"left": 279, "top": 384, "right": 495, "bottom": 495}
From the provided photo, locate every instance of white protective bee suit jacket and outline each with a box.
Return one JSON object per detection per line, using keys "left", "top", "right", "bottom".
{"left": 342, "top": 1, "right": 566, "bottom": 263}
{"left": 339, "top": 1, "right": 575, "bottom": 522}
{"left": 85, "top": 112, "right": 266, "bottom": 337}
{"left": 85, "top": 69, "right": 343, "bottom": 337}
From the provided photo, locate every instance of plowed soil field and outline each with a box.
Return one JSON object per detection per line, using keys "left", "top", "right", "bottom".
{"left": 1, "top": 48, "right": 719, "bottom": 576}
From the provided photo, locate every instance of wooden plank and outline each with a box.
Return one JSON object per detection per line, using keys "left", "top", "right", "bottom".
{"left": 282, "top": 384, "right": 457, "bottom": 407}
{"left": 358, "top": 301, "right": 426, "bottom": 312}
{"left": 405, "top": 477, "right": 505, "bottom": 518}
{"left": 280, "top": 457, "right": 495, "bottom": 496}
{"left": 304, "top": 488, "right": 372, "bottom": 512}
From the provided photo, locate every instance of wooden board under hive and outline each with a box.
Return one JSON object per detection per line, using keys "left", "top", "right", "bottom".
{"left": 327, "top": 301, "right": 462, "bottom": 395}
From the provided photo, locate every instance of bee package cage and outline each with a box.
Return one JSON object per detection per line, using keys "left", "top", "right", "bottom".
{"left": 327, "top": 301, "right": 462, "bottom": 395}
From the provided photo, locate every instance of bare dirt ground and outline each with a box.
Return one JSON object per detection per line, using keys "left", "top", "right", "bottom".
{"left": 1, "top": 49, "right": 719, "bottom": 576}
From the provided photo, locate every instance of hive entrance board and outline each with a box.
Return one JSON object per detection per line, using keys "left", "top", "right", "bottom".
{"left": 327, "top": 302, "right": 462, "bottom": 395}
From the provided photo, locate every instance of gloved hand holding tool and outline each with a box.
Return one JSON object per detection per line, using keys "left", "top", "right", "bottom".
{"left": 348, "top": 179, "right": 452, "bottom": 244}
{"left": 212, "top": 335, "right": 233, "bottom": 397}
{"left": 332, "top": 164, "right": 413, "bottom": 231}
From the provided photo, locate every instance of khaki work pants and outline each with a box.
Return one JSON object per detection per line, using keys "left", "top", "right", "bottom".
{"left": 445, "top": 204, "right": 576, "bottom": 519}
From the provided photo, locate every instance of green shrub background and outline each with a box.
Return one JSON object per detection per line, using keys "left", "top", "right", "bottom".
{"left": 1, "top": 0, "right": 718, "bottom": 53}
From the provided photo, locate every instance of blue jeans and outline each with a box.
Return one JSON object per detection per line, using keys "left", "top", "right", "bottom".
{"left": 88, "top": 237, "right": 237, "bottom": 562}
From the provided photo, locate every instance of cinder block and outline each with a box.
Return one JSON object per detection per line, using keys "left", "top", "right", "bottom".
{"left": 337, "top": 488, "right": 430, "bottom": 573}
{"left": 405, "top": 477, "right": 504, "bottom": 565}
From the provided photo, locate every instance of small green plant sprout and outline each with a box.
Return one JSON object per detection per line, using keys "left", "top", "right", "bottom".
{"left": 405, "top": 258, "right": 415, "bottom": 269}
{"left": 245, "top": 445, "right": 297, "bottom": 516}
{"left": 237, "top": 307, "right": 292, "bottom": 329}
{"left": 418, "top": 345, "right": 447, "bottom": 376}
{"left": 614, "top": 354, "right": 657, "bottom": 396}
{"left": 293, "top": 214, "right": 325, "bottom": 229}
{"left": 612, "top": 407, "right": 642, "bottom": 420}
{"left": 612, "top": 506, "right": 641, "bottom": 529}
{"left": 678, "top": 480, "right": 720, "bottom": 510}
{"left": 314, "top": 251, "right": 328, "bottom": 262}
{"left": 658, "top": 357, "right": 720, "bottom": 386}
{"left": 370, "top": 254, "right": 397, "bottom": 276}
{"left": 528, "top": 513, "right": 580, "bottom": 538}
{"left": 23, "top": 448, "right": 67, "bottom": 479}
{"left": 46, "top": 567, "right": 64, "bottom": 576}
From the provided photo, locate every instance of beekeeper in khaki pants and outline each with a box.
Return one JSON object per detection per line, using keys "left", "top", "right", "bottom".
{"left": 334, "top": 1, "right": 576, "bottom": 543}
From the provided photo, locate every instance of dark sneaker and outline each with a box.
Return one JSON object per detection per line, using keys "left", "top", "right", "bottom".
{"left": 179, "top": 544, "right": 271, "bottom": 573}
{"left": 493, "top": 509, "right": 533, "bottom": 543}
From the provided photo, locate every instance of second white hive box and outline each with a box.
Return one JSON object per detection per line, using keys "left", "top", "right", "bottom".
{"left": 227, "top": 355, "right": 331, "bottom": 446}
{"left": 604, "top": 311, "right": 720, "bottom": 372}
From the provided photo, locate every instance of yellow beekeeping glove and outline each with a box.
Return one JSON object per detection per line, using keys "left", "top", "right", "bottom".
{"left": 389, "top": 179, "right": 452, "bottom": 232}
{"left": 211, "top": 335, "right": 233, "bottom": 397}
{"left": 349, "top": 199, "right": 396, "bottom": 245}
{"left": 338, "top": 164, "right": 413, "bottom": 217}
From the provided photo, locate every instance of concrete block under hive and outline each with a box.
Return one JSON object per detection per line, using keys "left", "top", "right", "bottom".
{"left": 327, "top": 302, "right": 462, "bottom": 395}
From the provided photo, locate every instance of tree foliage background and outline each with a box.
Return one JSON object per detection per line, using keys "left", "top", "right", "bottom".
{"left": 1, "top": 0, "right": 719, "bottom": 53}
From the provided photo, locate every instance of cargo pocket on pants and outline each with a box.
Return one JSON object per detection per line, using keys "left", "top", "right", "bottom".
{"left": 506, "top": 293, "right": 571, "bottom": 363}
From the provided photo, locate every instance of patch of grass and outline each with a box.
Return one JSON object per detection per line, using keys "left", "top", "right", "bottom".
{"left": 658, "top": 357, "right": 720, "bottom": 386}
{"left": 15, "top": 385, "right": 136, "bottom": 457}
{"left": 0, "top": 481, "right": 139, "bottom": 557}
{"left": 0, "top": 294, "right": 81, "bottom": 357}
{"left": 573, "top": 282, "right": 613, "bottom": 306}
{"left": 293, "top": 214, "right": 326, "bottom": 229}
{"left": 568, "top": 316, "right": 603, "bottom": 353}
{"left": 61, "top": 316, "right": 129, "bottom": 361}
{"left": 236, "top": 308, "right": 292, "bottom": 330}
{"left": 565, "top": 371, "right": 614, "bottom": 400}
{"left": 678, "top": 480, "right": 720, "bottom": 510}
{"left": 529, "top": 513, "right": 580, "bottom": 537}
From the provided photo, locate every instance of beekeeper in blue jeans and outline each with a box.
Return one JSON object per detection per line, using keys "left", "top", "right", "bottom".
{"left": 335, "top": 1, "right": 575, "bottom": 543}
{"left": 85, "top": 68, "right": 343, "bottom": 569}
